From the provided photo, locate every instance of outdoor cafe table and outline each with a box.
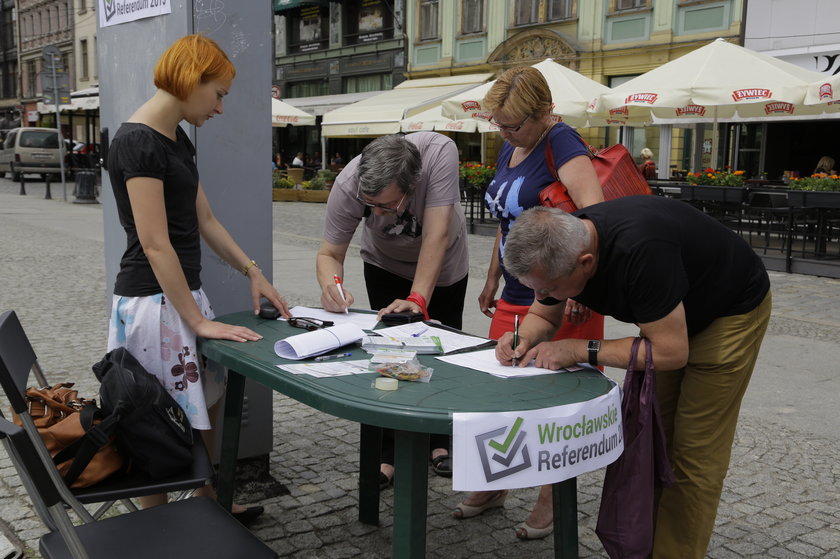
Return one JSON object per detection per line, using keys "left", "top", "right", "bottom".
{"left": 199, "top": 311, "right": 616, "bottom": 559}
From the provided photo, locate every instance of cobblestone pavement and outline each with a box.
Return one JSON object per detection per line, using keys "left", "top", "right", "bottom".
{"left": 0, "top": 179, "right": 838, "bottom": 558}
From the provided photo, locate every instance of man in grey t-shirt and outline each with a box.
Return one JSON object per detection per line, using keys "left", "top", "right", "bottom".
{"left": 316, "top": 132, "right": 469, "bottom": 485}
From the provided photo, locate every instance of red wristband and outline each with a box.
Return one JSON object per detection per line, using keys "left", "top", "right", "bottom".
{"left": 406, "top": 292, "right": 430, "bottom": 320}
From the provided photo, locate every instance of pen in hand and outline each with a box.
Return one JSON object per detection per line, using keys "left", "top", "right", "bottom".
{"left": 314, "top": 352, "right": 353, "bottom": 362}
{"left": 333, "top": 274, "right": 349, "bottom": 314}
{"left": 512, "top": 314, "right": 519, "bottom": 367}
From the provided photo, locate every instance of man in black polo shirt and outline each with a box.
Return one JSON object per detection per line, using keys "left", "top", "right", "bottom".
{"left": 500, "top": 197, "right": 771, "bottom": 559}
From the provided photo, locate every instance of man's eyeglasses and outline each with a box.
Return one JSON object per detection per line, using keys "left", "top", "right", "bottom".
{"left": 355, "top": 183, "right": 409, "bottom": 214}
{"left": 288, "top": 317, "right": 334, "bottom": 331}
{"left": 490, "top": 114, "right": 530, "bottom": 132}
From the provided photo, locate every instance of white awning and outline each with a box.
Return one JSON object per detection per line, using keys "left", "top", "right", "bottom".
{"left": 400, "top": 105, "right": 498, "bottom": 133}
{"left": 284, "top": 91, "right": 381, "bottom": 116}
{"left": 271, "top": 98, "right": 316, "bottom": 127}
{"left": 321, "top": 73, "right": 494, "bottom": 137}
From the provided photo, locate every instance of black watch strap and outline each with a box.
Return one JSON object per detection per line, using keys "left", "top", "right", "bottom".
{"left": 587, "top": 340, "right": 601, "bottom": 366}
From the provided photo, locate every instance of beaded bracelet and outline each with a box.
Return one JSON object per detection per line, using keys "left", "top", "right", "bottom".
{"left": 406, "top": 291, "right": 430, "bottom": 320}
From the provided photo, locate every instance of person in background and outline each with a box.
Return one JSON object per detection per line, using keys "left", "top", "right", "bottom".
{"left": 500, "top": 200, "right": 770, "bottom": 559}
{"left": 291, "top": 151, "right": 304, "bottom": 167}
{"left": 640, "top": 147, "right": 657, "bottom": 179}
{"left": 454, "top": 65, "right": 605, "bottom": 540}
{"left": 316, "top": 132, "right": 468, "bottom": 489}
{"left": 813, "top": 155, "right": 836, "bottom": 175}
{"left": 105, "top": 34, "right": 290, "bottom": 522}
{"left": 274, "top": 152, "right": 285, "bottom": 170}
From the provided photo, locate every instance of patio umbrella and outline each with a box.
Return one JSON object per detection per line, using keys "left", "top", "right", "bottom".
{"left": 441, "top": 58, "right": 640, "bottom": 128}
{"left": 804, "top": 73, "right": 840, "bottom": 113}
{"left": 272, "top": 98, "right": 316, "bottom": 127}
{"left": 400, "top": 105, "right": 499, "bottom": 133}
{"left": 591, "top": 38, "right": 826, "bottom": 167}
{"left": 592, "top": 38, "right": 826, "bottom": 122}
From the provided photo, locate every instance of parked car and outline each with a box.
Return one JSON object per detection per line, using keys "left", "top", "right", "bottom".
{"left": 0, "top": 127, "right": 64, "bottom": 181}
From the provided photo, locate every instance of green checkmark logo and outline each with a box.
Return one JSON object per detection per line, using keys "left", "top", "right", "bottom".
{"left": 489, "top": 417, "right": 523, "bottom": 452}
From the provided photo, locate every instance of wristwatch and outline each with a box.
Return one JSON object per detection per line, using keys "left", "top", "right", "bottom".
{"left": 587, "top": 340, "right": 601, "bottom": 366}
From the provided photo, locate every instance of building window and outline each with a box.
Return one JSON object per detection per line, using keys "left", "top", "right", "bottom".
{"left": 616, "top": 0, "right": 646, "bottom": 10}
{"left": 515, "top": 0, "right": 539, "bottom": 25}
{"left": 343, "top": 73, "right": 393, "bottom": 93}
{"left": 27, "top": 60, "right": 37, "bottom": 97}
{"left": 287, "top": 5, "right": 329, "bottom": 54}
{"left": 80, "top": 39, "right": 89, "bottom": 79}
{"left": 79, "top": 0, "right": 86, "bottom": 13}
{"left": 288, "top": 80, "right": 328, "bottom": 98}
{"left": 420, "top": 0, "right": 439, "bottom": 40}
{"left": 462, "top": 0, "right": 483, "bottom": 34}
{"left": 548, "top": 0, "right": 573, "bottom": 21}
{"left": 344, "top": 0, "right": 394, "bottom": 45}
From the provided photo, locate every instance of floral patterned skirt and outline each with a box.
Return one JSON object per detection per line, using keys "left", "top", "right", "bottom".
{"left": 107, "top": 289, "right": 226, "bottom": 430}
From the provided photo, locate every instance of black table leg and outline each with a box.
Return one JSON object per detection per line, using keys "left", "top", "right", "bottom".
{"left": 553, "top": 477, "right": 579, "bottom": 558}
{"left": 358, "top": 423, "right": 382, "bottom": 525}
{"left": 393, "top": 430, "right": 429, "bottom": 559}
{"left": 217, "top": 369, "right": 247, "bottom": 511}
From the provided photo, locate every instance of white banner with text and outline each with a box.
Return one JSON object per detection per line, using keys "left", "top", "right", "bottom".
{"left": 452, "top": 385, "right": 623, "bottom": 490}
{"left": 99, "top": 0, "right": 171, "bottom": 29}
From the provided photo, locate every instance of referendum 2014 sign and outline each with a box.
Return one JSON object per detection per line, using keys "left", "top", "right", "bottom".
{"left": 99, "top": 0, "right": 171, "bottom": 28}
{"left": 452, "top": 385, "right": 623, "bottom": 490}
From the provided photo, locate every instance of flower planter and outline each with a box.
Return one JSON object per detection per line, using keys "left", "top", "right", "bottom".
{"left": 299, "top": 189, "right": 330, "bottom": 203}
{"left": 272, "top": 189, "right": 299, "bottom": 202}
{"left": 787, "top": 190, "right": 840, "bottom": 209}
{"left": 680, "top": 185, "right": 747, "bottom": 203}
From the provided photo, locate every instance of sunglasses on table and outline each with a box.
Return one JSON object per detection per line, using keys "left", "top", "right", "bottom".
{"left": 288, "top": 317, "right": 334, "bottom": 331}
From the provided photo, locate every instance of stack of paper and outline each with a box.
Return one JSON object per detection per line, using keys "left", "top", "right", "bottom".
{"left": 274, "top": 323, "right": 366, "bottom": 360}
{"left": 361, "top": 334, "right": 442, "bottom": 354}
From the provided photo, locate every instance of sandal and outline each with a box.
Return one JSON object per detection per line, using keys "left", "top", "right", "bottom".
{"left": 515, "top": 521, "right": 553, "bottom": 540}
{"left": 378, "top": 471, "right": 393, "bottom": 491}
{"left": 430, "top": 453, "right": 452, "bottom": 478}
{"left": 452, "top": 490, "right": 508, "bottom": 519}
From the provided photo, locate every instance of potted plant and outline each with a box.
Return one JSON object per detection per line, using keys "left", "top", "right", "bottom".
{"left": 300, "top": 176, "right": 330, "bottom": 203}
{"left": 316, "top": 168, "right": 337, "bottom": 189}
{"left": 788, "top": 173, "right": 840, "bottom": 208}
{"left": 682, "top": 167, "right": 747, "bottom": 203}
{"left": 272, "top": 172, "right": 298, "bottom": 201}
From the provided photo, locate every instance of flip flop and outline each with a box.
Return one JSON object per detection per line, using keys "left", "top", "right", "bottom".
{"left": 452, "top": 490, "right": 508, "bottom": 519}
{"left": 515, "top": 521, "right": 553, "bottom": 540}
{"left": 430, "top": 453, "right": 452, "bottom": 478}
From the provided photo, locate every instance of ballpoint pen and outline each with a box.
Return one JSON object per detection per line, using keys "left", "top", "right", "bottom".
{"left": 411, "top": 326, "right": 429, "bottom": 337}
{"left": 333, "top": 274, "right": 349, "bottom": 314}
{"left": 314, "top": 352, "right": 353, "bottom": 361}
{"left": 512, "top": 314, "right": 519, "bottom": 367}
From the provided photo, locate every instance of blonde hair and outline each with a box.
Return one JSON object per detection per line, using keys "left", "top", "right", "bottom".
{"left": 814, "top": 155, "right": 835, "bottom": 174}
{"left": 154, "top": 34, "right": 235, "bottom": 101}
{"left": 483, "top": 66, "right": 552, "bottom": 121}
{"left": 640, "top": 148, "right": 654, "bottom": 160}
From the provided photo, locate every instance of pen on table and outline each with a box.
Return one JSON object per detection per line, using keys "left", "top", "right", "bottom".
{"left": 512, "top": 314, "right": 519, "bottom": 367}
{"left": 411, "top": 326, "right": 429, "bottom": 337}
{"left": 333, "top": 274, "right": 349, "bottom": 314}
{"left": 314, "top": 352, "right": 353, "bottom": 362}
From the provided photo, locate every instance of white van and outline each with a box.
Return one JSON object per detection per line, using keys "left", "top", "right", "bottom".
{"left": 0, "top": 127, "right": 63, "bottom": 181}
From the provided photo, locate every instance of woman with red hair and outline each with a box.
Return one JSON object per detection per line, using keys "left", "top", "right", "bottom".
{"left": 106, "top": 34, "right": 289, "bottom": 522}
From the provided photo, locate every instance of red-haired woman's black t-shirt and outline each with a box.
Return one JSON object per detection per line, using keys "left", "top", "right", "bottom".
{"left": 108, "top": 123, "right": 201, "bottom": 296}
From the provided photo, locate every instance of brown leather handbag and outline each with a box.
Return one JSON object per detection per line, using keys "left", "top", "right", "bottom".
{"left": 539, "top": 134, "right": 653, "bottom": 212}
{"left": 13, "top": 382, "right": 124, "bottom": 488}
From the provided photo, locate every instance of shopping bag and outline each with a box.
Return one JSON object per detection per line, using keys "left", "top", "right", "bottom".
{"left": 595, "top": 337, "right": 676, "bottom": 559}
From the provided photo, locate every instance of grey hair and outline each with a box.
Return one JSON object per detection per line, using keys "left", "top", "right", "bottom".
{"left": 357, "top": 135, "right": 422, "bottom": 196}
{"left": 503, "top": 206, "right": 590, "bottom": 279}
{"left": 640, "top": 147, "right": 653, "bottom": 159}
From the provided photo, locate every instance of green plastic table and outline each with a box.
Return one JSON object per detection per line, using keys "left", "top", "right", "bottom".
{"left": 199, "top": 311, "right": 616, "bottom": 559}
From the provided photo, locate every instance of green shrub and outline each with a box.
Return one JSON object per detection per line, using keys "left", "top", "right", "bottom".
{"left": 273, "top": 172, "right": 295, "bottom": 189}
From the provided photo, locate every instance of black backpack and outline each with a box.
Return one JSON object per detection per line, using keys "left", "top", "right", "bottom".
{"left": 92, "top": 347, "right": 194, "bottom": 479}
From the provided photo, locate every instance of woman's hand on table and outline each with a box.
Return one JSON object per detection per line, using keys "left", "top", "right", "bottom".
{"left": 194, "top": 318, "right": 264, "bottom": 342}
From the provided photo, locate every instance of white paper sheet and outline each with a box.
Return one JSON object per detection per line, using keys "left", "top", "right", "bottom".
{"left": 285, "top": 306, "right": 380, "bottom": 330}
{"left": 375, "top": 324, "right": 491, "bottom": 354}
{"left": 274, "top": 323, "right": 366, "bottom": 360}
{"left": 277, "top": 359, "right": 371, "bottom": 378}
{"left": 436, "top": 348, "right": 581, "bottom": 378}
